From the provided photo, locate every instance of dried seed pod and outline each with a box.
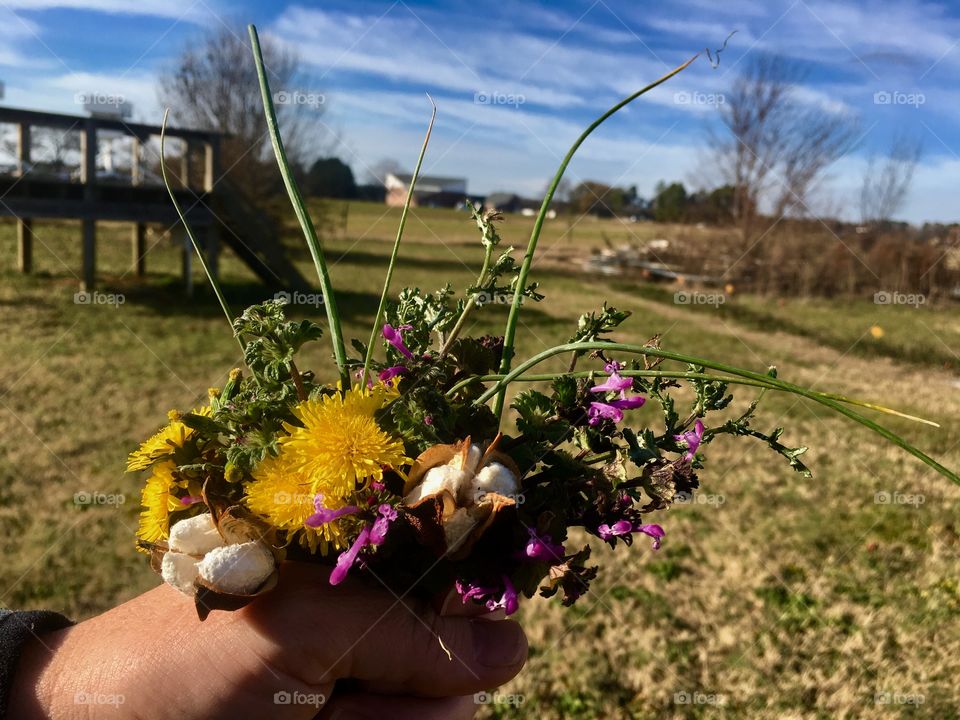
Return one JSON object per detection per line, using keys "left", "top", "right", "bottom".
{"left": 149, "top": 509, "right": 284, "bottom": 620}
{"left": 402, "top": 434, "right": 521, "bottom": 558}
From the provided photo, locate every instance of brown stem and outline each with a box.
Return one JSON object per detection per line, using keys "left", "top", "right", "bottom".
{"left": 289, "top": 360, "right": 307, "bottom": 402}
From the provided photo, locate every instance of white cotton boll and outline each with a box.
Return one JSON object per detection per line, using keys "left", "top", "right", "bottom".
{"left": 168, "top": 513, "right": 225, "bottom": 555}
{"left": 161, "top": 551, "right": 200, "bottom": 596}
{"left": 452, "top": 445, "right": 483, "bottom": 475}
{"left": 405, "top": 464, "right": 470, "bottom": 505}
{"left": 197, "top": 542, "right": 275, "bottom": 594}
{"left": 470, "top": 462, "right": 519, "bottom": 503}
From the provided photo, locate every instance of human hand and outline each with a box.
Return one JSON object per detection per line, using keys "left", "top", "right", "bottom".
{"left": 10, "top": 562, "right": 527, "bottom": 719}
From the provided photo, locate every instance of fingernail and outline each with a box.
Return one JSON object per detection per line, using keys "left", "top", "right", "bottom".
{"left": 471, "top": 620, "right": 527, "bottom": 668}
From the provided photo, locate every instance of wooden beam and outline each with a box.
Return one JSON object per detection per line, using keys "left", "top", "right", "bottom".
{"left": 17, "top": 218, "right": 32, "bottom": 273}
{"left": 80, "top": 120, "right": 97, "bottom": 190}
{"left": 131, "top": 136, "right": 142, "bottom": 186}
{"left": 16, "top": 123, "right": 30, "bottom": 176}
{"left": 80, "top": 120, "right": 98, "bottom": 292}
{"left": 81, "top": 219, "right": 96, "bottom": 291}
{"left": 0, "top": 106, "right": 223, "bottom": 143}
{"left": 132, "top": 223, "right": 146, "bottom": 276}
{"left": 181, "top": 141, "right": 192, "bottom": 188}
{"left": 204, "top": 139, "right": 220, "bottom": 192}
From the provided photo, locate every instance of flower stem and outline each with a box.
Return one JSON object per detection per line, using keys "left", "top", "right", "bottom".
{"left": 362, "top": 97, "right": 437, "bottom": 385}
{"left": 248, "top": 24, "right": 348, "bottom": 387}
{"left": 475, "top": 341, "right": 960, "bottom": 485}
{"left": 159, "top": 110, "right": 243, "bottom": 354}
{"left": 439, "top": 234, "right": 496, "bottom": 357}
{"left": 446, "top": 370, "right": 775, "bottom": 396}
{"left": 492, "top": 55, "right": 698, "bottom": 422}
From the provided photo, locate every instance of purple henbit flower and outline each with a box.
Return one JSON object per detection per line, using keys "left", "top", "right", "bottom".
{"left": 487, "top": 575, "right": 519, "bottom": 615}
{"left": 369, "top": 503, "right": 398, "bottom": 546}
{"left": 327, "top": 504, "right": 399, "bottom": 586}
{"left": 455, "top": 579, "right": 498, "bottom": 604}
{"left": 329, "top": 525, "right": 370, "bottom": 585}
{"left": 377, "top": 365, "right": 407, "bottom": 385}
{"left": 524, "top": 528, "right": 565, "bottom": 564}
{"left": 179, "top": 495, "right": 203, "bottom": 506}
{"left": 382, "top": 323, "right": 414, "bottom": 360}
{"left": 596, "top": 521, "right": 665, "bottom": 550}
{"left": 423, "top": 414, "right": 434, "bottom": 426}
{"left": 588, "top": 401, "right": 624, "bottom": 426}
{"left": 588, "top": 358, "right": 646, "bottom": 426}
{"left": 455, "top": 576, "right": 519, "bottom": 616}
{"left": 306, "top": 494, "right": 359, "bottom": 528}
{"left": 675, "top": 419, "right": 705, "bottom": 460}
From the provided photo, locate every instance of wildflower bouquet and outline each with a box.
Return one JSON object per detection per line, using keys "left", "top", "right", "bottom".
{"left": 129, "top": 26, "right": 959, "bottom": 621}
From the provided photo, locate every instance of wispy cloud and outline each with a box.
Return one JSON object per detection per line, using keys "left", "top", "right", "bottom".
{"left": 2, "top": 0, "right": 216, "bottom": 22}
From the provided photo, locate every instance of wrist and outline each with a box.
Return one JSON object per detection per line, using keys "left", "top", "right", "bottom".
{"left": 7, "top": 624, "right": 73, "bottom": 720}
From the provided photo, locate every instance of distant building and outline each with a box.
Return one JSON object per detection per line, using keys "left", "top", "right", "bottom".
{"left": 384, "top": 172, "right": 467, "bottom": 208}
{"left": 484, "top": 192, "right": 557, "bottom": 219}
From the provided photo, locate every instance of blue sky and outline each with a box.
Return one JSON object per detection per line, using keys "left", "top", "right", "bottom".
{"left": 1, "top": 0, "right": 958, "bottom": 222}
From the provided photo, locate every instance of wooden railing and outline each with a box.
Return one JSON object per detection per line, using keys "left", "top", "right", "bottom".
{"left": 0, "top": 106, "right": 223, "bottom": 290}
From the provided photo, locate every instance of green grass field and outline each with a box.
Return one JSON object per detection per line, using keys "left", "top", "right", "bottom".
{"left": 2, "top": 201, "right": 959, "bottom": 718}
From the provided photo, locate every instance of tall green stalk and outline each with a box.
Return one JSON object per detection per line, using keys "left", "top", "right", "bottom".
{"left": 159, "top": 110, "right": 243, "bottom": 354}
{"left": 492, "top": 56, "right": 698, "bottom": 421}
{"left": 248, "top": 24, "right": 349, "bottom": 386}
{"left": 451, "top": 370, "right": 938, "bottom": 427}
{"left": 475, "top": 341, "right": 959, "bottom": 485}
{"left": 361, "top": 97, "right": 437, "bottom": 385}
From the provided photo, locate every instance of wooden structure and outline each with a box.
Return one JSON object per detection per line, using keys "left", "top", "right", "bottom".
{"left": 0, "top": 106, "right": 309, "bottom": 292}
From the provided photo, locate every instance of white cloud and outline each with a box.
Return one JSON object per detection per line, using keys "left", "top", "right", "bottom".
{"left": 1, "top": 0, "right": 216, "bottom": 21}
{"left": 2, "top": 70, "right": 161, "bottom": 122}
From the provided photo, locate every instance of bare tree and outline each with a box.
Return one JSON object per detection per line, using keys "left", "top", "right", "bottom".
{"left": 707, "top": 54, "right": 859, "bottom": 241}
{"left": 366, "top": 158, "right": 404, "bottom": 187}
{"left": 859, "top": 133, "right": 922, "bottom": 225}
{"left": 158, "top": 24, "right": 325, "bottom": 199}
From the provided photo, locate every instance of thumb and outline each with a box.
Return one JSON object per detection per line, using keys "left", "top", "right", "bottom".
{"left": 243, "top": 562, "right": 527, "bottom": 697}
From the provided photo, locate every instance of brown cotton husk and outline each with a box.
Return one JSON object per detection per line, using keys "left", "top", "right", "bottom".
{"left": 143, "top": 505, "right": 284, "bottom": 621}
{"left": 194, "top": 570, "right": 279, "bottom": 621}
{"left": 403, "top": 434, "right": 520, "bottom": 559}
{"left": 403, "top": 433, "right": 520, "bottom": 496}
{"left": 442, "top": 492, "right": 515, "bottom": 559}
{"left": 192, "top": 507, "right": 284, "bottom": 620}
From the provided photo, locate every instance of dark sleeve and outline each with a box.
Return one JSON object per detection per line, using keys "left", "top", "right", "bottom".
{"left": 0, "top": 609, "right": 74, "bottom": 719}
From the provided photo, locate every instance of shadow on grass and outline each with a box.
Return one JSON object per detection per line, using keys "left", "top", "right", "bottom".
{"left": 95, "top": 274, "right": 565, "bottom": 331}
{"left": 324, "top": 248, "right": 480, "bottom": 273}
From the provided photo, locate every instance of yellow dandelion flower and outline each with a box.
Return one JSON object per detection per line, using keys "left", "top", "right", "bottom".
{"left": 282, "top": 385, "right": 408, "bottom": 500}
{"left": 246, "top": 452, "right": 346, "bottom": 553}
{"left": 127, "top": 406, "right": 212, "bottom": 472}
{"left": 136, "top": 461, "right": 183, "bottom": 546}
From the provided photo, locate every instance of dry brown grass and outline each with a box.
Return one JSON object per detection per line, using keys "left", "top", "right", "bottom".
{"left": 1, "top": 209, "right": 958, "bottom": 719}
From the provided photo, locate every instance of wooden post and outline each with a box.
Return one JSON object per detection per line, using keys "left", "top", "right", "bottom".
{"left": 80, "top": 120, "right": 97, "bottom": 291}
{"left": 204, "top": 139, "right": 220, "bottom": 192}
{"left": 132, "top": 223, "right": 146, "bottom": 277}
{"left": 131, "top": 135, "right": 142, "bottom": 186}
{"left": 16, "top": 123, "right": 33, "bottom": 272}
{"left": 181, "top": 140, "right": 192, "bottom": 188}
{"left": 16, "top": 123, "right": 30, "bottom": 176}
{"left": 17, "top": 219, "right": 32, "bottom": 273}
